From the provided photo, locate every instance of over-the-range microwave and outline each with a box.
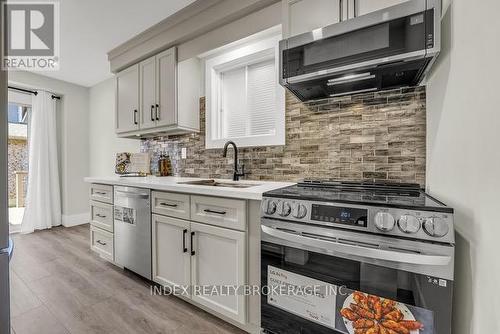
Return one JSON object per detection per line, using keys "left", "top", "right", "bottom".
{"left": 279, "top": 0, "right": 441, "bottom": 101}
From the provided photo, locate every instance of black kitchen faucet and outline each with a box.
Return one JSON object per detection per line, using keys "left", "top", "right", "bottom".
{"left": 222, "top": 141, "right": 245, "bottom": 181}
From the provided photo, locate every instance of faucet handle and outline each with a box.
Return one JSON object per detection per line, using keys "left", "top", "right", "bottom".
{"left": 236, "top": 164, "right": 247, "bottom": 179}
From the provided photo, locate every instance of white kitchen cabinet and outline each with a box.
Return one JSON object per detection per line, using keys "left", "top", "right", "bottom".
{"left": 284, "top": 0, "right": 342, "bottom": 38}
{"left": 346, "top": 0, "right": 410, "bottom": 18}
{"left": 190, "top": 222, "right": 246, "bottom": 324}
{"left": 283, "top": 0, "right": 411, "bottom": 38}
{"left": 152, "top": 215, "right": 191, "bottom": 291}
{"left": 139, "top": 56, "right": 157, "bottom": 130}
{"left": 89, "top": 183, "right": 115, "bottom": 263}
{"left": 190, "top": 195, "right": 247, "bottom": 231}
{"left": 155, "top": 48, "right": 177, "bottom": 127}
{"left": 90, "top": 225, "right": 114, "bottom": 261}
{"left": 115, "top": 46, "right": 199, "bottom": 138}
{"left": 115, "top": 64, "right": 139, "bottom": 133}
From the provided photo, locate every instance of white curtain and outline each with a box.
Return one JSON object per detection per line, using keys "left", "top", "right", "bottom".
{"left": 21, "top": 91, "right": 61, "bottom": 234}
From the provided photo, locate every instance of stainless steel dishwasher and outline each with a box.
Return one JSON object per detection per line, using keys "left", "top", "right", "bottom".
{"left": 114, "top": 186, "right": 151, "bottom": 280}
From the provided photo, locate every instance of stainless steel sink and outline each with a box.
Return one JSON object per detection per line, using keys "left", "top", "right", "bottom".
{"left": 178, "top": 179, "right": 259, "bottom": 188}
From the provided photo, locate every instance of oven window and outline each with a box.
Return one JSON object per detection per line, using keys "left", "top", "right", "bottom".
{"left": 261, "top": 242, "right": 453, "bottom": 334}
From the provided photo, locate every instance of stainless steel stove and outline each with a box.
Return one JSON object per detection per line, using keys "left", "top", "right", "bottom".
{"left": 261, "top": 180, "right": 454, "bottom": 244}
{"left": 260, "top": 181, "right": 455, "bottom": 334}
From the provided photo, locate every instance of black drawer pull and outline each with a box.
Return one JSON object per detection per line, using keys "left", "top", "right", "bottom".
{"left": 95, "top": 214, "right": 107, "bottom": 218}
{"left": 95, "top": 191, "right": 107, "bottom": 196}
{"left": 204, "top": 209, "right": 227, "bottom": 215}
{"left": 160, "top": 202, "right": 178, "bottom": 208}
{"left": 190, "top": 232, "right": 195, "bottom": 256}
{"left": 96, "top": 240, "right": 107, "bottom": 246}
{"left": 183, "top": 229, "right": 188, "bottom": 253}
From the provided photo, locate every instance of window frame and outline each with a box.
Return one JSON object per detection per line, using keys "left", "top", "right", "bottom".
{"left": 204, "top": 33, "right": 285, "bottom": 149}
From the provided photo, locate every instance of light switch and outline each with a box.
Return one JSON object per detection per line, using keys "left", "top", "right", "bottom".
{"left": 181, "top": 147, "right": 187, "bottom": 159}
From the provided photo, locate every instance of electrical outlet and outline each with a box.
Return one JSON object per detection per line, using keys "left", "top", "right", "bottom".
{"left": 181, "top": 147, "right": 187, "bottom": 159}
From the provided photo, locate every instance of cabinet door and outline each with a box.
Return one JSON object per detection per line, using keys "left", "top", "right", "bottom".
{"left": 286, "top": 0, "right": 342, "bottom": 37}
{"left": 348, "top": 0, "right": 410, "bottom": 18}
{"left": 140, "top": 56, "right": 157, "bottom": 130}
{"left": 156, "top": 47, "right": 177, "bottom": 127}
{"left": 116, "top": 64, "right": 139, "bottom": 133}
{"left": 152, "top": 215, "right": 191, "bottom": 292}
{"left": 190, "top": 222, "right": 246, "bottom": 324}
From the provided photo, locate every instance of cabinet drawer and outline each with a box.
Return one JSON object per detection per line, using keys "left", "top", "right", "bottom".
{"left": 90, "top": 226, "right": 114, "bottom": 261}
{"left": 152, "top": 191, "right": 190, "bottom": 220}
{"left": 90, "top": 184, "right": 114, "bottom": 204}
{"left": 190, "top": 195, "right": 246, "bottom": 231}
{"left": 90, "top": 200, "right": 113, "bottom": 232}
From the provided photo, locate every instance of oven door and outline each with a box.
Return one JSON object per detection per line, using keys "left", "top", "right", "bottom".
{"left": 261, "top": 219, "right": 454, "bottom": 334}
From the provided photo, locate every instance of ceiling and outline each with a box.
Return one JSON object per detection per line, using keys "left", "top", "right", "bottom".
{"left": 31, "top": 0, "right": 196, "bottom": 87}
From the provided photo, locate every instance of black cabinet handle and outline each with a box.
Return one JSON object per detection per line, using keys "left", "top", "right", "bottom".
{"left": 151, "top": 105, "right": 155, "bottom": 121}
{"left": 133, "top": 109, "right": 138, "bottom": 125}
{"left": 96, "top": 240, "right": 107, "bottom": 246}
{"left": 94, "top": 191, "right": 107, "bottom": 196}
{"left": 160, "top": 202, "right": 178, "bottom": 208}
{"left": 95, "top": 214, "right": 106, "bottom": 218}
{"left": 204, "top": 209, "right": 227, "bottom": 215}
{"left": 182, "top": 229, "right": 188, "bottom": 253}
{"left": 155, "top": 104, "right": 160, "bottom": 121}
{"left": 190, "top": 231, "right": 195, "bottom": 256}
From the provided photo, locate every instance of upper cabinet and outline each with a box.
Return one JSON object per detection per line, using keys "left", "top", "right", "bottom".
{"left": 346, "top": 0, "right": 411, "bottom": 19}
{"left": 284, "top": 0, "right": 342, "bottom": 38}
{"left": 156, "top": 49, "right": 177, "bottom": 128}
{"left": 283, "top": 0, "right": 410, "bottom": 38}
{"left": 116, "top": 64, "right": 140, "bottom": 133}
{"left": 116, "top": 46, "right": 200, "bottom": 138}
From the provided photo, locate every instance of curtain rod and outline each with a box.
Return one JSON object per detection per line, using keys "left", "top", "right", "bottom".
{"left": 8, "top": 85, "right": 61, "bottom": 100}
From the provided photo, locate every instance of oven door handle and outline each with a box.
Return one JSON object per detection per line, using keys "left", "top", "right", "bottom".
{"left": 261, "top": 225, "right": 452, "bottom": 266}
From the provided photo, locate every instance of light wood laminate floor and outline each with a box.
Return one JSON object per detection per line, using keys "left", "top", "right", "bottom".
{"left": 9, "top": 224, "right": 245, "bottom": 334}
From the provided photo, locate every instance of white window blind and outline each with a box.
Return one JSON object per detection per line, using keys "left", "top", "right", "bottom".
{"left": 220, "top": 59, "right": 277, "bottom": 139}
{"left": 204, "top": 29, "right": 285, "bottom": 149}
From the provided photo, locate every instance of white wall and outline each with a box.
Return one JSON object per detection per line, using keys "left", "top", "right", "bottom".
{"left": 89, "top": 78, "right": 140, "bottom": 176}
{"left": 426, "top": 0, "right": 500, "bottom": 333}
{"left": 8, "top": 71, "right": 90, "bottom": 221}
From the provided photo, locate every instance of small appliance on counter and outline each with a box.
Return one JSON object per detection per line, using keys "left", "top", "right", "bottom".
{"left": 260, "top": 180, "right": 454, "bottom": 334}
{"left": 115, "top": 152, "right": 150, "bottom": 177}
{"left": 157, "top": 152, "right": 172, "bottom": 177}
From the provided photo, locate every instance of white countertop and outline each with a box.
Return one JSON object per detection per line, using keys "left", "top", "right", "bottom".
{"left": 84, "top": 176, "right": 294, "bottom": 200}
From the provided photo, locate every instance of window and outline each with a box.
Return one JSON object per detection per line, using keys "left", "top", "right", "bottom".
{"left": 8, "top": 103, "right": 29, "bottom": 124}
{"left": 204, "top": 32, "right": 285, "bottom": 149}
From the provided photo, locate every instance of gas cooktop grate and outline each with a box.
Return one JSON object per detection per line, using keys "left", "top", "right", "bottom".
{"left": 298, "top": 180, "right": 422, "bottom": 197}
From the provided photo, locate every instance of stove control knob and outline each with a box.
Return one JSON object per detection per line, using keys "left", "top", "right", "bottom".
{"left": 277, "top": 201, "right": 291, "bottom": 217}
{"left": 262, "top": 199, "right": 277, "bottom": 215}
{"left": 374, "top": 212, "right": 395, "bottom": 232}
{"left": 423, "top": 217, "right": 449, "bottom": 237}
{"left": 291, "top": 203, "right": 307, "bottom": 219}
{"left": 398, "top": 214, "right": 421, "bottom": 234}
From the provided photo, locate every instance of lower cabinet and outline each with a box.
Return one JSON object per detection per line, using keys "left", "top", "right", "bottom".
{"left": 190, "top": 222, "right": 246, "bottom": 324}
{"left": 90, "top": 225, "right": 114, "bottom": 262}
{"left": 152, "top": 215, "right": 191, "bottom": 291}
{"left": 152, "top": 215, "right": 247, "bottom": 325}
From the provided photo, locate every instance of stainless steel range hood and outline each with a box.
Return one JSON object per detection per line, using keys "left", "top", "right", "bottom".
{"left": 279, "top": 0, "right": 441, "bottom": 101}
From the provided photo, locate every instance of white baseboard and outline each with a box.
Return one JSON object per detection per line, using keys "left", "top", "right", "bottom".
{"left": 62, "top": 213, "right": 89, "bottom": 227}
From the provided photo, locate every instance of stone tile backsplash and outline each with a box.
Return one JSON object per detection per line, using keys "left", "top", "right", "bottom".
{"left": 141, "top": 86, "right": 426, "bottom": 186}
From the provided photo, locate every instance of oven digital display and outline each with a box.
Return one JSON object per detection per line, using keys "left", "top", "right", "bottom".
{"left": 311, "top": 204, "right": 368, "bottom": 227}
